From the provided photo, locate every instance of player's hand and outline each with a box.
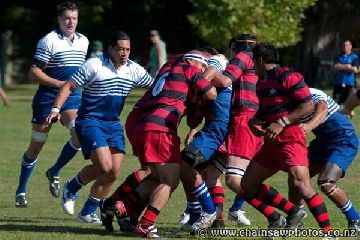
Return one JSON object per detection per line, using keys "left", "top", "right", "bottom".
{"left": 45, "top": 112, "right": 60, "bottom": 126}
{"left": 185, "top": 128, "right": 197, "bottom": 146}
{"left": 55, "top": 80, "right": 65, "bottom": 89}
{"left": 248, "top": 117, "right": 266, "bottom": 136}
{"left": 265, "top": 123, "right": 283, "bottom": 141}
{"left": 299, "top": 123, "right": 313, "bottom": 135}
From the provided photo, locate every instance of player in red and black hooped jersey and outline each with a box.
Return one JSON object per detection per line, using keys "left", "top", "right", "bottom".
{"left": 131, "top": 50, "right": 216, "bottom": 237}
{"left": 206, "top": 34, "right": 263, "bottom": 225}
{"left": 99, "top": 51, "right": 216, "bottom": 233}
{"left": 243, "top": 42, "right": 334, "bottom": 235}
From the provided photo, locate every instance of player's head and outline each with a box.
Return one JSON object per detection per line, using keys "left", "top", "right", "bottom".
{"left": 197, "top": 47, "right": 219, "bottom": 57}
{"left": 343, "top": 40, "right": 352, "bottom": 54}
{"left": 57, "top": 2, "right": 79, "bottom": 38}
{"left": 150, "top": 30, "right": 160, "bottom": 43}
{"left": 106, "top": 31, "right": 131, "bottom": 65}
{"left": 183, "top": 50, "right": 208, "bottom": 72}
{"left": 228, "top": 34, "right": 257, "bottom": 58}
{"left": 252, "top": 42, "right": 279, "bottom": 77}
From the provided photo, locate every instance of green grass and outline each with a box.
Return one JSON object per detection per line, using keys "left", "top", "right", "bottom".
{"left": 0, "top": 84, "right": 360, "bottom": 239}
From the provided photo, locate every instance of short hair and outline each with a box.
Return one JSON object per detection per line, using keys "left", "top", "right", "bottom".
{"left": 57, "top": 2, "right": 78, "bottom": 17}
{"left": 228, "top": 34, "right": 257, "bottom": 53}
{"left": 252, "top": 42, "right": 280, "bottom": 64}
{"left": 106, "top": 31, "right": 131, "bottom": 47}
{"left": 197, "top": 47, "right": 219, "bottom": 55}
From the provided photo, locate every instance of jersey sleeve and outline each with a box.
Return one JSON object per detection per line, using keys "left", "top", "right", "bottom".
{"left": 333, "top": 54, "right": 340, "bottom": 64}
{"left": 133, "top": 63, "right": 154, "bottom": 88}
{"left": 70, "top": 58, "right": 97, "bottom": 87}
{"left": 284, "top": 72, "right": 312, "bottom": 103}
{"left": 309, "top": 89, "right": 326, "bottom": 104}
{"left": 186, "top": 66, "right": 213, "bottom": 96}
{"left": 33, "top": 37, "right": 53, "bottom": 69}
{"left": 223, "top": 52, "right": 251, "bottom": 82}
{"left": 208, "top": 54, "right": 228, "bottom": 72}
{"left": 352, "top": 54, "right": 359, "bottom": 67}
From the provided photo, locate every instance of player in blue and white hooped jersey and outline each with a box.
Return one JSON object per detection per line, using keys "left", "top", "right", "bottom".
{"left": 15, "top": 2, "right": 89, "bottom": 207}
{"left": 289, "top": 88, "right": 360, "bottom": 232}
{"left": 178, "top": 52, "right": 233, "bottom": 231}
{"left": 46, "top": 31, "right": 153, "bottom": 224}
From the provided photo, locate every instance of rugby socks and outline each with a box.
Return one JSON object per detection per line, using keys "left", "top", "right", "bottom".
{"left": 80, "top": 195, "right": 101, "bottom": 215}
{"left": 122, "top": 189, "right": 146, "bottom": 220}
{"left": 192, "top": 182, "right": 215, "bottom": 214}
{"left": 111, "top": 170, "right": 142, "bottom": 201}
{"left": 67, "top": 173, "right": 85, "bottom": 194}
{"left": 209, "top": 186, "right": 225, "bottom": 226}
{"left": 340, "top": 199, "right": 360, "bottom": 221}
{"left": 139, "top": 205, "right": 160, "bottom": 227}
{"left": 305, "top": 193, "right": 332, "bottom": 233}
{"left": 48, "top": 139, "right": 79, "bottom": 176}
{"left": 16, "top": 154, "right": 38, "bottom": 194}
{"left": 229, "top": 194, "right": 246, "bottom": 212}
{"left": 187, "top": 201, "right": 202, "bottom": 225}
{"left": 239, "top": 190, "right": 281, "bottom": 222}
{"left": 256, "top": 184, "right": 299, "bottom": 215}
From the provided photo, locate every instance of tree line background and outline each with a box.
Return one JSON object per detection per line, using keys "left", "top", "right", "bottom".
{"left": 0, "top": 0, "right": 359, "bottom": 88}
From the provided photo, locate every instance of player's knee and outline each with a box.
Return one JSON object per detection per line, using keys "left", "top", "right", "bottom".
{"left": 31, "top": 130, "right": 48, "bottom": 143}
{"left": 67, "top": 119, "right": 76, "bottom": 131}
{"left": 181, "top": 144, "right": 205, "bottom": 168}
{"left": 225, "top": 167, "right": 245, "bottom": 192}
{"left": 317, "top": 179, "right": 337, "bottom": 196}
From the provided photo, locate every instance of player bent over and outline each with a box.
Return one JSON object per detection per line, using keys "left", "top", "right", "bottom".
{"left": 178, "top": 52, "right": 231, "bottom": 231}
{"left": 288, "top": 88, "right": 360, "bottom": 233}
{"left": 15, "top": 2, "right": 88, "bottom": 207}
{"left": 46, "top": 31, "right": 153, "bottom": 223}
{"left": 115, "top": 51, "right": 217, "bottom": 237}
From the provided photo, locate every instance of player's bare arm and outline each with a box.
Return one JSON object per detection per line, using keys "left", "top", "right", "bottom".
{"left": 211, "top": 71, "right": 232, "bottom": 88}
{"left": 29, "top": 65, "right": 65, "bottom": 88}
{"left": 300, "top": 100, "right": 328, "bottom": 134}
{"left": 248, "top": 117, "right": 266, "bottom": 137}
{"left": 266, "top": 101, "right": 314, "bottom": 141}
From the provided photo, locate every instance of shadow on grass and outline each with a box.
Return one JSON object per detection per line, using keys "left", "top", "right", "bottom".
{"left": 0, "top": 216, "right": 77, "bottom": 223}
{"left": 0, "top": 223, "right": 135, "bottom": 237}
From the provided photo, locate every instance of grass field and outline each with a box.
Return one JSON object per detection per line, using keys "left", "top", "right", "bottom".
{"left": 1, "top": 84, "right": 360, "bottom": 240}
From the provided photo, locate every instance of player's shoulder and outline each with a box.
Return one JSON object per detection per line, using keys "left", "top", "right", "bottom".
{"left": 350, "top": 52, "right": 358, "bottom": 59}
{"left": 37, "top": 30, "right": 60, "bottom": 45}
{"left": 83, "top": 56, "right": 103, "bottom": 69}
{"left": 127, "top": 59, "right": 146, "bottom": 72}
{"left": 74, "top": 32, "right": 89, "bottom": 44}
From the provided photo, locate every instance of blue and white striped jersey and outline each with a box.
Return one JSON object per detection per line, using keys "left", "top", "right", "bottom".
{"left": 310, "top": 88, "right": 339, "bottom": 122}
{"left": 33, "top": 28, "right": 89, "bottom": 95}
{"left": 71, "top": 54, "right": 153, "bottom": 121}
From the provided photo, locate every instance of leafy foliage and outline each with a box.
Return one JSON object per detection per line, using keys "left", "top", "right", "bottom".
{"left": 188, "top": 0, "right": 317, "bottom": 49}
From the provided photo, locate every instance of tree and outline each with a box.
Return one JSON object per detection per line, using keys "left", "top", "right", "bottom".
{"left": 188, "top": 0, "right": 316, "bottom": 50}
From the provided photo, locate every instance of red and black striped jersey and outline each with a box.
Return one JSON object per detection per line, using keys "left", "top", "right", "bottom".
{"left": 139, "top": 61, "right": 213, "bottom": 133}
{"left": 135, "top": 54, "right": 184, "bottom": 109}
{"left": 223, "top": 51, "right": 259, "bottom": 113}
{"left": 256, "top": 66, "right": 312, "bottom": 123}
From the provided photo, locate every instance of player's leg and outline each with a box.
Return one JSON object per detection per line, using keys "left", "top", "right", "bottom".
{"left": 61, "top": 121, "right": 108, "bottom": 215}
{"left": 241, "top": 160, "right": 287, "bottom": 228}
{"left": 318, "top": 162, "right": 360, "bottom": 231}
{"left": 204, "top": 161, "right": 226, "bottom": 228}
{"left": 181, "top": 144, "right": 216, "bottom": 229}
{"left": 46, "top": 109, "right": 81, "bottom": 198}
{"left": 288, "top": 165, "right": 332, "bottom": 232}
{"left": 135, "top": 162, "right": 180, "bottom": 238}
{"left": 15, "top": 123, "right": 51, "bottom": 207}
{"left": 78, "top": 147, "right": 123, "bottom": 223}
{"left": 224, "top": 155, "right": 251, "bottom": 226}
